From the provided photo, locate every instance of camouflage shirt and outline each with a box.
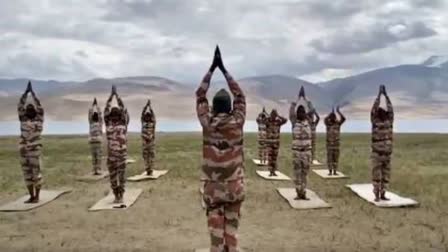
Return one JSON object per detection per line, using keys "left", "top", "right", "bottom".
{"left": 88, "top": 108, "right": 103, "bottom": 143}
{"left": 141, "top": 108, "right": 156, "bottom": 145}
{"left": 324, "top": 119, "right": 342, "bottom": 147}
{"left": 196, "top": 71, "right": 246, "bottom": 182}
{"left": 18, "top": 96, "right": 44, "bottom": 157}
{"left": 289, "top": 102, "right": 311, "bottom": 150}
{"left": 266, "top": 115, "right": 287, "bottom": 142}
{"left": 256, "top": 112, "right": 268, "bottom": 140}
{"left": 371, "top": 95, "right": 394, "bottom": 154}
{"left": 291, "top": 120, "right": 312, "bottom": 151}
{"left": 104, "top": 100, "right": 130, "bottom": 158}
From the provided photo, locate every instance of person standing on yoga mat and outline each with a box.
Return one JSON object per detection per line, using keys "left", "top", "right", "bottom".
{"left": 104, "top": 86, "right": 129, "bottom": 204}
{"left": 256, "top": 107, "right": 269, "bottom": 164}
{"left": 196, "top": 46, "right": 245, "bottom": 252}
{"left": 324, "top": 106, "right": 346, "bottom": 176}
{"left": 141, "top": 99, "right": 156, "bottom": 176}
{"left": 18, "top": 81, "right": 44, "bottom": 204}
{"left": 265, "top": 109, "right": 287, "bottom": 176}
{"left": 289, "top": 86, "right": 312, "bottom": 200}
{"left": 371, "top": 85, "right": 394, "bottom": 202}
{"left": 88, "top": 98, "right": 103, "bottom": 175}
{"left": 308, "top": 98, "right": 320, "bottom": 163}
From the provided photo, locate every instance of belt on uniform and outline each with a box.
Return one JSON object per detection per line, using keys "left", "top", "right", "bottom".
{"left": 372, "top": 138, "right": 391, "bottom": 143}
{"left": 292, "top": 147, "right": 311, "bottom": 151}
{"left": 373, "top": 150, "right": 391, "bottom": 155}
{"left": 203, "top": 139, "right": 243, "bottom": 150}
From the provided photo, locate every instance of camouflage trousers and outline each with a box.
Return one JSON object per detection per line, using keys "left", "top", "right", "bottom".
{"left": 326, "top": 146, "right": 340, "bottom": 172}
{"left": 293, "top": 150, "right": 311, "bottom": 196}
{"left": 266, "top": 141, "right": 280, "bottom": 173}
{"left": 371, "top": 152, "right": 391, "bottom": 194}
{"left": 90, "top": 142, "right": 102, "bottom": 174}
{"left": 20, "top": 155, "right": 43, "bottom": 187}
{"left": 203, "top": 179, "right": 245, "bottom": 252}
{"left": 107, "top": 155, "right": 126, "bottom": 195}
{"left": 257, "top": 139, "right": 268, "bottom": 164}
{"left": 142, "top": 144, "right": 155, "bottom": 173}
{"left": 311, "top": 129, "right": 317, "bottom": 161}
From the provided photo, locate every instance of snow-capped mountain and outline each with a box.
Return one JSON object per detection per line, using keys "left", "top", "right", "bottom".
{"left": 422, "top": 55, "right": 448, "bottom": 68}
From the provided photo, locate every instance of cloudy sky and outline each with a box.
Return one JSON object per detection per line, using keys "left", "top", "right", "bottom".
{"left": 0, "top": 0, "right": 446, "bottom": 83}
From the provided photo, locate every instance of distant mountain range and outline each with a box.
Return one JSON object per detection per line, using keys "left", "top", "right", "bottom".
{"left": 1, "top": 55, "right": 447, "bottom": 121}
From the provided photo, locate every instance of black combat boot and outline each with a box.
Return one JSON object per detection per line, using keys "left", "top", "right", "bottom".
{"left": 24, "top": 185, "right": 35, "bottom": 204}
{"left": 374, "top": 190, "right": 380, "bottom": 202}
{"left": 113, "top": 189, "right": 121, "bottom": 204}
{"left": 380, "top": 191, "right": 390, "bottom": 201}
{"left": 32, "top": 185, "right": 41, "bottom": 203}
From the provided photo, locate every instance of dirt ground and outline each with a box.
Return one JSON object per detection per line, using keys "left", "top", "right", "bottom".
{"left": 0, "top": 133, "right": 447, "bottom": 252}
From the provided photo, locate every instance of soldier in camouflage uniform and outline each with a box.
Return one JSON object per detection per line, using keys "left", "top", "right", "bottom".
{"left": 104, "top": 86, "right": 130, "bottom": 204}
{"left": 296, "top": 86, "right": 320, "bottom": 163}
{"left": 196, "top": 46, "right": 245, "bottom": 252}
{"left": 141, "top": 99, "right": 156, "bottom": 176}
{"left": 290, "top": 87, "right": 312, "bottom": 200}
{"left": 324, "top": 106, "right": 346, "bottom": 175}
{"left": 18, "top": 82, "right": 44, "bottom": 203}
{"left": 256, "top": 107, "right": 269, "bottom": 164}
{"left": 88, "top": 98, "right": 103, "bottom": 175}
{"left": 371, "top": 85, "right": 394, "bottom": 202}
{"left": 266, "top": 109, "right": 287, "bottom": 176}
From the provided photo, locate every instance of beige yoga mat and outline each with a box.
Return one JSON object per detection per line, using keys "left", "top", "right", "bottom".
{"left": 127, "top": 170, "right": 169, "bottom": 182}
{"left": 195, "top": 249, "right": 244, "bottom": 252}
{"left": 199, "top": 186, "right": 206, "bottom": 209}
{"left": 313, "top": 169, "right": 349, "bottom": 179}
{"left": 89, "top": 188, "right": 143, "bottom": 211}
{"left": 311, "top": 160, "right": 325, "bottom": 167}
{"left": 346, "top": 184, "right": 419, "bottom": 208}
{"left": 256, "top": 170, "right": 291, "bottom": 181}
{"left": 0, "top": 189, "right": 72, "bottom": 212}
{"left": 76, "top": 171, "right": 109, "bottom": 182}
{"left": 126, "top": 159, "right": 136, "bottom": 164}
{"left": 252, "top": 159, "right": 268, "bottom": 166}
{"left": 277, "top": 188, "right": 331, "bottom": 209}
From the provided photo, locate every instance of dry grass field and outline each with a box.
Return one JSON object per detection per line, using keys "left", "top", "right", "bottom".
{"left": 0, "top": 133, "right": 447, "bottom": 252}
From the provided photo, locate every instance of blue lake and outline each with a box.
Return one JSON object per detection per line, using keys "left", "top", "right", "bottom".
{"left": 0, "top": 119, "right": 447, "bottom": 136}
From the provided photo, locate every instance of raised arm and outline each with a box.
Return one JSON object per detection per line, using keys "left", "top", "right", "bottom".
{"left": 289, "top": 100, "right": 297, "bottom": 124}
{"left": 141, "top": 101, "right": 149, "bottom": 122}
{"left": 324, "top": 108, "right": 332, "bottom": 126}
{"left": 116, "top": 93, "right": 125, "bottom": 109}
{"left": 278, "top": 114, "right": 288, "bottom": 126}
{"left": 324, "top": 115, "right": 330, "bottom": 126}
{"left": 385, "top": 90, "right": 394, "bottom": 122}
{"left": 196, "top": 70, "right": 212, "bottom": 128}
{"left": 225, "top": 72, "right": 246, "bottom": 126}
{"left": 124, "top": 108, "right": 130, "bottom": 126}
{"left": 30, "top": 88, "right": 44, "bottom": 121}
{"left": 337, "top": 106, "right": 346, "bottom": 125}
{"left": 18, "top": 88, "right": 29, "bottom": 120}
{"left": 313, "top": 110, "right": 320, "bottom": 125}
{"left": 88, "top": 108, "right": 93, "bottom": 123}
{"left": 256, "top": 111, "right": 264, "bottom": 124}
{"left": 371, "top": 86, "right": 382, "bottom": 122}
{"left": 263, "top": 107, "right": 269, "bottom": 117}
{"left": 104, "top": 91, "right": 114, "bottom": 125}
{"left": 150, "top": 108, "right": 156, "bottom": 123}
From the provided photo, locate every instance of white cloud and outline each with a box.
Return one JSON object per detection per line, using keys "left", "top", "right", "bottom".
{"left": 0, "top": 0, "right": 446, "bottom": 83}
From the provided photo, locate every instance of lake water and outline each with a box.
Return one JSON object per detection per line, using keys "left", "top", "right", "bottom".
{"left": 0, "top": 119, "right": 447, "bottom": 136}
